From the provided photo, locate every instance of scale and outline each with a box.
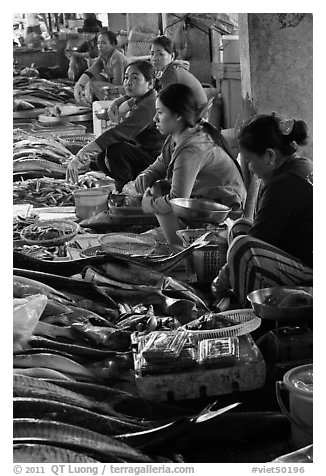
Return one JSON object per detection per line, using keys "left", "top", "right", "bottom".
{"left": 249, "top": 287, "right": 313, "bottom": 373}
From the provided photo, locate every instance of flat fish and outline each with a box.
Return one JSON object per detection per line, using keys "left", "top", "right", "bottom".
{"left": 13, "top": 419, "right": 152, "bottom": 462}
{"left": 13, "top": 398, "right": 150, "bottom": 436}
{"left": 13, "top": 443, "right": 100, "bottom": 463}
{"left": 13, "top": 367, "right": 75, "bottom": 381}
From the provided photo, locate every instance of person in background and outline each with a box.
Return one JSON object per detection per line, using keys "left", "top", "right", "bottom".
{"left": 212, "top": 113, "right": 313, "bottom": 307}
{"left": 66, "top": 60, "right": 164, "bottom": 192}
{"left": 133, "top": 84, "right": 246, "bottom": 244}
{"left": 65, "top": 16, "right": 102, "bottom": 81}
{"left": 150, "top": 35, "right": 208, "bottom": 116}
{"left": 74, "top": 29, "right": 128, "bottom": 104}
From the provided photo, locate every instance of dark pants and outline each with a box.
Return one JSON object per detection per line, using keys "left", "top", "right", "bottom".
{"left": 96, "top": 142, "right": 156, "bottom": 192}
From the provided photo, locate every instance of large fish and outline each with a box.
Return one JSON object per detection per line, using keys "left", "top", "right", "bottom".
{"left": 13, "top": 367, "right": 75, "bottom": 381}
{"left": 14, "top": 138, "right": 71, "bottom": 156}
{"left": 13, "top": 443, "right": 100, "bottom": 463}
{"left": 13, "top": 158, "right": 67, "bottom": 175}
{"left": 13, "top": 419, "right": 152, "bottom": 463}
{"left": 13, "top": 275, "right": 73, "bottom": 304}
{"left": 13, "top": 267, "right": 119, "bottom": 310}
{"left": 116, "top": 402, "right": 241, "bottom": 450}
{"left": 13, "top": 398, "right": 149, "bottom": 436}
{"left": 13, "top": 353, "right": 96, "bottom": 381}
{"left": 13, "top": 374, "right": 137, "bottom": 420}
{"left": 28, "top": 335, "right": 127, "bottom": 358}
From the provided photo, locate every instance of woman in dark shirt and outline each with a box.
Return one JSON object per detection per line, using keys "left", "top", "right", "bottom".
{"left": 213, "top": 113, "right": 313, "bottom": 307}
{"left": 66, "top": 60, "right": 164, "bottom": 192}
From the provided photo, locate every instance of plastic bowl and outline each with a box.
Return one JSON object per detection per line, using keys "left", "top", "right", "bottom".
{"left": 170, "top": 198, "right": 231, "bottom": 225}
{"left": 20, "top": 220, "right": 79, "bottom": 247}
{"left": 247, "top": 286, "right": 313, "bottom": 322}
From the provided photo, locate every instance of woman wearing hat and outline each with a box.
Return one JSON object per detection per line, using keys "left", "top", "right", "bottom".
{"left": 65, "top": 16, "right": 102, "bottom": 81}
{"left": 74, "top": 29, "right": 128, "bottom": 104}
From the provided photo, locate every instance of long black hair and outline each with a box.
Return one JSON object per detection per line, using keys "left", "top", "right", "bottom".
{"left": 238, "top": 113, "right": 308, "bottom": 156}
{"left": 158, "top": 83, "right": 242, "bottom": 176}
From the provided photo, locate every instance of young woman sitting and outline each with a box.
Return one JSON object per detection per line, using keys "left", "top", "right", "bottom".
{"left": 133, "top": 83, "right": 246, "bottom": 244}
{"left": 66, "top": 60, "right": 164, "bottom": 192}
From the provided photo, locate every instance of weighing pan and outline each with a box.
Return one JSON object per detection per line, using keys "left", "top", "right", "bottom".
{"left": 247, "top": 286, "right": 313, "bottom": 322}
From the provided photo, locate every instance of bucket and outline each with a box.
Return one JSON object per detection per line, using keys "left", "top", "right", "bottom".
{"left": 73, "top": 188, "right": 110, "bottom": 219}
{"left": 276, "top": 364, "right": 313, "bottom": 449}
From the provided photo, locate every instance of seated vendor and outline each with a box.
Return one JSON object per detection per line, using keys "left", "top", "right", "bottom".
{"left": 150, "top": 35, "right": 208, "bottom": 117}
{"left": 74, "top": 30, "right": 128, "bottom": 104}
{"left": 65, "top": 16, "right": 102, "bottom": 82}
{"left": 66, "top": 60, "right": 164, "bottom": 192}
{"left": 132, "top": 83, "right": 246, "bottom": 244}
{"left": 213, "top": 113, "right": 313, "bottom": 307}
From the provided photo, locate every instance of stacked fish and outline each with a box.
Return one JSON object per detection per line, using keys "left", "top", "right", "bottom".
{"left": 12, "top": 263, "right": 219, "bottom": 463}
{"left": 13, "top": 77, "right": 74, "bottom": 112}
{"left": 13, "top": 136, "right": 73, "bottom": 181}
{"left": 13, "top": 178, "right": 80, "bottom": 207}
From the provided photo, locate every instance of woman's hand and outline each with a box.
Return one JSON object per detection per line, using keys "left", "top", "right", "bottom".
{"left": 108, "top": 102, "right": 119, "bottom": 123}
{"left": 74, "top": 81, "right": 84, "bottom": 103}
{"left": 135, "top": 173, "right": 151, "bottom": 194}
{"left": 211, "top": 264, "right": 232, "bottom": 299}
{"left": 141, "top": 188, "right": 155, "bottom": 214}
{"left": 66, "top": 157, "right": 81, "bottom": 184}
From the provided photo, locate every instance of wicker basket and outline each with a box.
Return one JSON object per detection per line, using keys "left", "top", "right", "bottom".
{"left": 20, "top": 219, "right": 79, "bottom": 247}
{"left": 184, "top": 309, "right": 261, "bottom": 339}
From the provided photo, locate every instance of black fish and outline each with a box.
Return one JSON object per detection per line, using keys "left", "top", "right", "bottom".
{"left": 13, "top": 267, "right": 118, "bottom": 310}
{"left": 13, "top": 419, "right": 152, "bottom": 463}
{"left": 13, "top": 398, "right": 151, "bottom": 436}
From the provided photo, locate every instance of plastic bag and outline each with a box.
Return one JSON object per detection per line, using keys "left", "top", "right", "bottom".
{"left": 13, "top": 294, "right": 48, "bottom": 351}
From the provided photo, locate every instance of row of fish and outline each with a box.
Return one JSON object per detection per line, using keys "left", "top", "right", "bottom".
{"left": 13, "top": 177, "right": 80, "bottom": 207}
{"left": 13, "top": 76, "right": 74, "bottom": 111}
{"left": 13, "top": 133, "right": 74, "bottom": 181}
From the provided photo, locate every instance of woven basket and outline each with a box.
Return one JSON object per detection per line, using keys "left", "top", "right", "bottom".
{"left": 20, "top": 219, "right": 79, "bottom": 247}
{"left": 184, "top": 309, "right": 261, "bottom": 339}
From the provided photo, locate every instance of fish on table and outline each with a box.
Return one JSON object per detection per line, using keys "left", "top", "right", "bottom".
{"left": 13, "top": 419, "right": 152, "bottom": 463}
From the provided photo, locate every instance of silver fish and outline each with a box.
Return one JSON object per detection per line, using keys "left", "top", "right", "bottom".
{"left": 13, "top": 443, "right": 99, "bottom": 463}
{"left": 13, "top": 419, "right": 152, "bottom": 462}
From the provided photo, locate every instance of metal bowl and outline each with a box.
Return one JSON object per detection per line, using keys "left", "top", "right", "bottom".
{"left": 247, "top": 286, "right": 313, "bottom": 322}
{"left": 170, "top": 198, "right": 231, "bottom": 225}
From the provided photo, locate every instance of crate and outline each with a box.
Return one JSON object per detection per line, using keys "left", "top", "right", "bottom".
{"left": 133, "top": 333, "right": 266, "bottom": 402}
{"left": 189, "top": 243, "right": 228, "bottom": 283}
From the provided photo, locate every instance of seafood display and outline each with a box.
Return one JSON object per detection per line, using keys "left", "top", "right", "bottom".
{"left": 13, "top": 77, "right": 74, "bottom": 111}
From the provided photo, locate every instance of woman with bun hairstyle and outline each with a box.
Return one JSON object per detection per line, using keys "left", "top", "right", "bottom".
{"left": 212, "top": 113, "right": 313, "bottom": 306}
{"left": 134, "top": 83, "right": 246, "bottom": 244}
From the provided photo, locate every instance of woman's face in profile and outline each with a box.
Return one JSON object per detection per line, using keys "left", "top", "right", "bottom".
{"left": 154, "top": 98, "right": 180, "bottom": 136}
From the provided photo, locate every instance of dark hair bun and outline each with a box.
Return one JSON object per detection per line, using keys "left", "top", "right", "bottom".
{"left": 290, "top": 120, "right": 308, "bottom": 146}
